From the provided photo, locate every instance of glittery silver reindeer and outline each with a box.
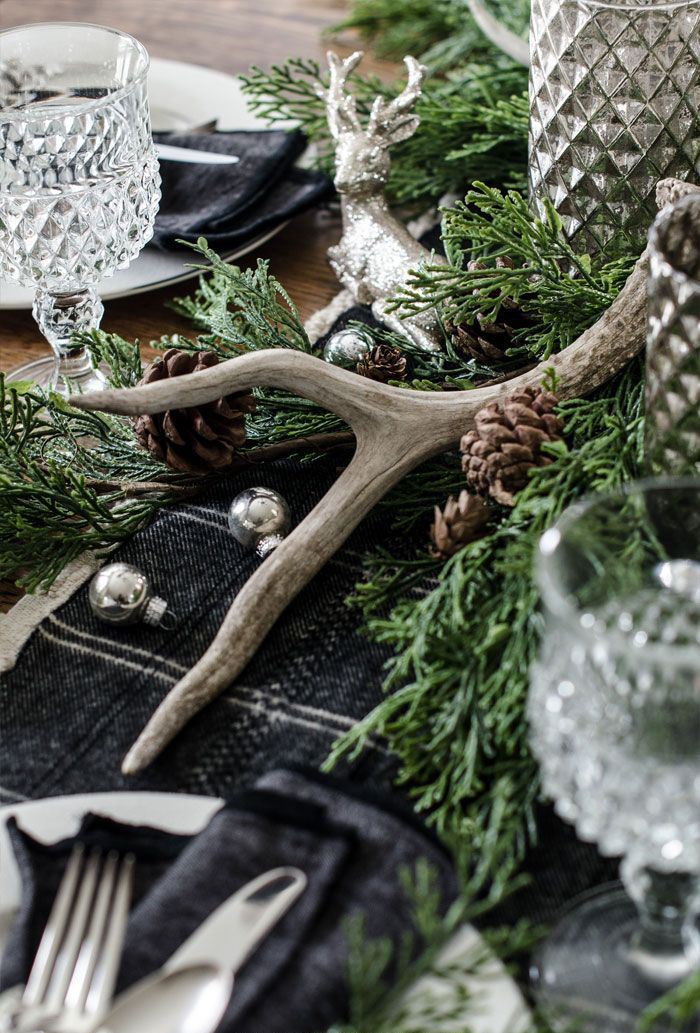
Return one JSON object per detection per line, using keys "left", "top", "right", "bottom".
{"left": 320, "top": 51, "right": 446, "bottom": 353}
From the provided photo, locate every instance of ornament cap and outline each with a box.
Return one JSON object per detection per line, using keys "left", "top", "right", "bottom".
{"left": 255, "top": 534, "right": 285, "bottom": 558}
{"left": 143, "top": 595, "right": 176, "bottom": 629}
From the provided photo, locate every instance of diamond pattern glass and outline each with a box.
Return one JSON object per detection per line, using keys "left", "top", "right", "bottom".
{"left": 529, "top": 0, "right": 700, "bottom": 253}
{"left": 0, "top": 24, "right": 161, "bottom": 394}
{"left": 646, "top": 192, "right": 700, "bottom": 473}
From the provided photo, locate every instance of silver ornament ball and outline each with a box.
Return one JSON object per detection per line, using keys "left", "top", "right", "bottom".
{"left": 228, "top": 487, "right": 291, "bottom": 558}
{"left": 89, "top": 562, "right": 174, "bottom": 628}
{"left": 323, "top": 329, "right": 370, "bottom": 368}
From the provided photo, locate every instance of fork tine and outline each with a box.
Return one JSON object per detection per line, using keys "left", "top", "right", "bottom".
{"left": 84, "top": 853, "right": 134, "bottom": 1016}
{"left": 42, "top": 849, "right": 101, "bottom": 1012}
{"left": 22, "top": 845, "right": 85, "bottom": 1007}
{"left": 63, "top": 852, "right": 119, "bottom": 1012}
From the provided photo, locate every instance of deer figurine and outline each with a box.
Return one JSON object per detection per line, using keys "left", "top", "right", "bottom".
{"left": 319, "top": 51, "right": 447, "bottom": 352}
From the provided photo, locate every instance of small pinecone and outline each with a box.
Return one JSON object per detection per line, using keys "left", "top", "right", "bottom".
{"left": 430, "top": 490, "right": 492, "bottom": 559}
{"left": 356, "top": 344, "right": 407, "bottom": 384}
{"left": 446, "top": 258, "right": 533, "bottom": 364}
{"left": 132, "top": 349, "right": 256, "bottom": 475}
{"left": 461, "top": 386, "right": 564, "bottom": 507}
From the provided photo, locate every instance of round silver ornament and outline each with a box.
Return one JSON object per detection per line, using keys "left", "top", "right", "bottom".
{"left": 323, "top": 329, "right": 370, "bottom": 368}
{"left": 227, "top": 487, "right": 291, "bottom": 558}
{"left": 89, "top": 563, "right": 176, "bottom": 629}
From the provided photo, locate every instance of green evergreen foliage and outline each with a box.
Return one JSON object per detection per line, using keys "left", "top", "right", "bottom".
{"left": 330, "top": 0, "right": 530, "bottom": 73}
{"left": 395, "top": 185, "right": 640, "bottom": 359}
{"left": 240, "top": 60, "right": 529, "bottom": 207}
{"left": 326, "top": 365, "right": 646, "bottom": 885}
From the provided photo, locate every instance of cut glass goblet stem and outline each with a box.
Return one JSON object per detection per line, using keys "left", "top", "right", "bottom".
{"left": 7, "top": 287, "right": 107, "bottom": 395}
{"left": 532, "top": 872, "right": 700, "bottom": 1033}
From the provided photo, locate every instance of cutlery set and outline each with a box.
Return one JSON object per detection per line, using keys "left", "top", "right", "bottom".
{"left": 0, "top": 846, "right": 307, "bottom": 1033}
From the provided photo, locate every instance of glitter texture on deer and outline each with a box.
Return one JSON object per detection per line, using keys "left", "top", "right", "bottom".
{"left": 319, "top": 51, "right": 447, "bottom": 352}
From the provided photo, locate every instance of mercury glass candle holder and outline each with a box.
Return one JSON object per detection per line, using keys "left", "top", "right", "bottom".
{"left": 529, "top": 480, "right": 700, "bottom": 1031}
{"left": 646, "top": 192, "right": 700, "bottom": 474}
{"left": 529, "top": 0, "right": 700, "bottom": 254}
{"left": 0, "top": 23, "right": 161, "bottom": 394}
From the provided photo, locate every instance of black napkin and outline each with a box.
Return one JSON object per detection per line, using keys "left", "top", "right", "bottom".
{"left": 0, "top": 770, "right": 457, "bottom": 1033}
{"left": 151, "top": 129, "right": 332, "bottom": 250}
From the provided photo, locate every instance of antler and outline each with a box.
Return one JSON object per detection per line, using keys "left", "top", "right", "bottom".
{"left": 368, "top": 56, "right": 427, "bottom": 139}
{"left": 318, "top": 50, "right": 363, "bottom": 140}
{"left": 72, "top": 226, "right": 652, "bottom": 774}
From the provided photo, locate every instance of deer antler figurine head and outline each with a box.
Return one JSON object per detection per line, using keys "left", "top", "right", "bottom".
{"left": 320, "top": 51, "right": 426, "bottom": 198}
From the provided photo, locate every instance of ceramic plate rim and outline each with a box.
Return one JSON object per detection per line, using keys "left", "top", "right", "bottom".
{"left": 0, "top": 791, "right": 224, "bottom": 917}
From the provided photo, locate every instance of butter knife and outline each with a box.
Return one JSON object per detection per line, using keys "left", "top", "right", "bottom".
{"left": 155, "top": 143, "right": 239, "bottom": 165}
{"left": 165, "top": 866, "right": 307, "bottom": 974}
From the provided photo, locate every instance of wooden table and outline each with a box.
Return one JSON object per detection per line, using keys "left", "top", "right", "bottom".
{"left": 0, "top": 0, "right": 391, "bottom": 611}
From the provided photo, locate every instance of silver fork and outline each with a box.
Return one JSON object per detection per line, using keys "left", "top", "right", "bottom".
{"left": 5, "top": 845, "right": 133, "bottom": 1033}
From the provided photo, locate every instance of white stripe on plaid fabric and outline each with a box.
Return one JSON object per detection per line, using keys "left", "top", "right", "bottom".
{"left": 37, "top": 623, "right": 378, "bottom": 744}
{"left": 174, "top": 511, "right": 232, "bottom": 534}
{"left": 48, "top": 616, "right": 190, "bottom": 673}
{"left": 37, "top": 626, "right": 179, "bottom": 683}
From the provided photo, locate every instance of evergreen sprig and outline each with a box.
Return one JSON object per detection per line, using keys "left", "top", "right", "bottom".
{"left": 330, "top": 859, "right": 543, "bottom": 1033}
{"left": 394, "top": 184, "right": 639, "bottom": 358}
{"left": 172, "top": 242, "right": 313, "bottom": 353}
{"left": 330, "top": 0, "right": 530, "bottom": 74}
{"left": 240, "top": 61, "right": 529, "bottom": 207}
{"left": 0, "top": 380, "right": 175, "bottom": 591}
{"left": 326, "top": 363, "right": 646, "bottom": 883}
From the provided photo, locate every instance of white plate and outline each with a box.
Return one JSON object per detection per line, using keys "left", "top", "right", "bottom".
{"left": 0, "top": 58, "right": 287, "bottom": 311}
{"left": 0, "top": 791, "right": 529, "bottom": 1033}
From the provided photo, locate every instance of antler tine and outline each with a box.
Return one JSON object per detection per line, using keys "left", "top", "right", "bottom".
{"left": 321, "top": 50, "right": 363, "bottom": 137}
{"left": 395, "top": 56, "right": 428, "bottom": 110}
{"left": 368, "top": 55, "right": 427, "bottom": 135}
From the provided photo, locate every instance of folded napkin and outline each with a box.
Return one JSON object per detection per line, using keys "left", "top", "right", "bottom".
{"left": 0, "top": 770, "right": 457, "bottom": 1033}
{"left": 152, "top": 128, "right": 332, "bottom": 251}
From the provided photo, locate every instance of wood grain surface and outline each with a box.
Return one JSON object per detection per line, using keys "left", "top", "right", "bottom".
{"left": 0, "top": 0, "right": 390, "bottom": 610}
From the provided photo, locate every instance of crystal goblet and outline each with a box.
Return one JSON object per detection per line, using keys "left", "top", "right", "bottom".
{"left": 0, "top": 23, "right": 161, "bottom": 394}
{"left": 529, "top": 480, "right": 700, "bottom": 1031}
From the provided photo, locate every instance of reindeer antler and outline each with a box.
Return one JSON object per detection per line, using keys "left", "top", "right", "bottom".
{"left": 72, "top": 223, "right": 656, "bottom": 773}
{"left": 368, "top": 56, "right": 428, "bottom": 143}
{"left": 318, "top": 50, "right": 363, "bottom": 140}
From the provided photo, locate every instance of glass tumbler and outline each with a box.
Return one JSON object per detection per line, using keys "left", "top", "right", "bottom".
{"left": 0, "top": 23, "right": 161, "bottom": 394}
{"left": 529, "top": 480, "right": 700, "bottom": 1031}
{"left": 529, "top": 0, "right": 700, "bottom": 254}
{"left": 646, "top": 192, "right": 700, "bottom": 475}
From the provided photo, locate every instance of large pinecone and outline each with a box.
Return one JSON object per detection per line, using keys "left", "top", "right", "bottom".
{"left": 461, "top": 386, "right": 563, "bottom": 506}
{"left": 430, "top": 490, "right": 492, "bottom": 559}
{"left": 446, "top": 258, "right": 533, "bottom": 364}
{"left": 356, "top": 344, "right": 407, "bottom": 384}
{"left": 132, "top": 349, "right": 256, "bottom": 475}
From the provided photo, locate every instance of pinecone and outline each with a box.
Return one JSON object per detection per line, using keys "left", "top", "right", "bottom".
{"left": 132, "top": 349, "right": 256, "bottom": 475}
{"left": 446, "top": 258, "right": 533, "bottom": 364}
{"left": 356, "top": 344, "right": 407, "bottom": 384}
{"left": 461, "top": 386, "right": 564, "bottom": 506}
{"left": 430, "top": 490, "right": 492, "bottom": 559}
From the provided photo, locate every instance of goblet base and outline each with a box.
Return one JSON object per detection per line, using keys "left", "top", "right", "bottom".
{"left": 531, "top": 883, "right": 700, "bottom": 1032}
{"left": 6, "top": 355, "right": 107, "bottom": 397}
